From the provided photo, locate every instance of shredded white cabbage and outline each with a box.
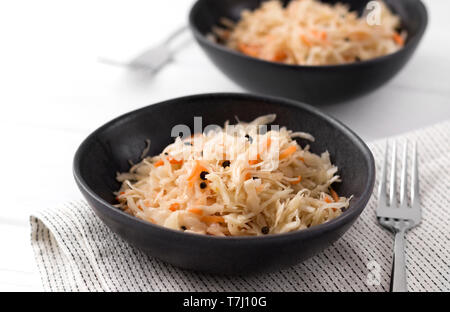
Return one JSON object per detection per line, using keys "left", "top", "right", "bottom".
{"left": 115, "top": 115, "right": 350, "bottom": 236}
{"left": 212, "top": 0, "right": 405, "bottom": 65}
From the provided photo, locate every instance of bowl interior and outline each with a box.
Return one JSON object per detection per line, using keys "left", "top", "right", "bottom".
{"left": 75, "top": 94, "right": 374, "bottom": 217}
{"left": 190, "top": 0, "right": 427, "bottom": 49}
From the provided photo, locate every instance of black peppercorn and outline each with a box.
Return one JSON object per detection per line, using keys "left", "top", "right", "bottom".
{"left": 261, "top": 226, "right": 269, "bottom": 235}
{"left": 200, "top": 182, "right": 207, "bottom": 189}
{"left": 252, "top": 177, "right": 259, "bottom": 180}
{"left": 200, "top": 171, "right": 208, "bottom": 180}
{"left": 222, "top": 160, "right": 231, "bottom": 168}
{"left": 355, "top": 56, "right": 361, "bottom": 62}
{"left": 181, "top": 226, "right": 187, "bottom": 231}
{"left": 184, "top": 142, "right": 193, "bottom": 146}
{"left": 245, "top": 134, "right": 253, "bottom": 143}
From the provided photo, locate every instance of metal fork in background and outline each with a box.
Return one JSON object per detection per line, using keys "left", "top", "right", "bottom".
{"left": 376, "top": 141, "right": 421, "bottom": 292}
{"left": 99, "top": 25, "right": 189, "bottom": 73}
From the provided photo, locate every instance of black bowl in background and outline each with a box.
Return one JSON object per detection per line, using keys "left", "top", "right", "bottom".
{"left": 189, "top": 0, "right": 428, "bottom": 104}
{"left": 73, "top": 93, "right": 375, "bottom": 274}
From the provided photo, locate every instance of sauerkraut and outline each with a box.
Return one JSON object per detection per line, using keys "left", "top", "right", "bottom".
{"left": 211, "top": 0, "right": 406, "bottom": 65}
{"left": 115, "top": 115, "right": 350, "bottom": 236}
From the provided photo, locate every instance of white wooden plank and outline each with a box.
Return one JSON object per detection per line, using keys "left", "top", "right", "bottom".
{"left": 0, "top": 224, "right": 42, "bottom": 291}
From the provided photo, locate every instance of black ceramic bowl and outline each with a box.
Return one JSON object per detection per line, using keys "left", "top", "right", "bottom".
{"left": 73, "top": 93, "right": 375, "bottom": 274}
{"left": 189, "top": 0, "right": 428, "bottom": 104}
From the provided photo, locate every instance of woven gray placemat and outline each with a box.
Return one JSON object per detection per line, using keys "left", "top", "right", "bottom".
{"left": 30, "top": 121, "right": 450, "bottom": 291}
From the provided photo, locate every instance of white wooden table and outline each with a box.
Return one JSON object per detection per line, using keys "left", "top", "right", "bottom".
{"left": 0, "top": 0, "right": 449, "bottom": 291}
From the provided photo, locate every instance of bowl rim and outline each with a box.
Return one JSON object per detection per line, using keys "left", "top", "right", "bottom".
{"left": 73, "top": 92, "right": 375, "bottom": 242}
{"left": 188, "top": 0, "right": 428, "bottom": 70}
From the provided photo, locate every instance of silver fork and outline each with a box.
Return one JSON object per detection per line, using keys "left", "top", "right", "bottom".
{"left": 376, "top": 140, "right": 421, "bottom": 292}
{"left": 99, "top": 25, "right": 189, "bottom": 73}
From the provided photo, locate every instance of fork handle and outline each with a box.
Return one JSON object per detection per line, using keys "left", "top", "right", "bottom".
{"left": 390, "top": 227, "right": 407, "bottom": 292}
{"left": 163, "top": 25, "right": 188, "bottom": 45}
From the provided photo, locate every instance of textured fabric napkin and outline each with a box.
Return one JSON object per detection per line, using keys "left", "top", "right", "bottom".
{"left": 30, "top": 121, "right": 450, "bottom": 291}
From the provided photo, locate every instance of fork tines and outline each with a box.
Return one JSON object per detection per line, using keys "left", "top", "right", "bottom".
{"left": 376, "top": 140, "right": 421, "bottom": 225}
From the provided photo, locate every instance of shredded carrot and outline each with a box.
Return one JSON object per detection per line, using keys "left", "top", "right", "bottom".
{"left": 144, "top": 200, "right": 152, "bottom": 207}
{"left": 187, "top": 161, "right": 208, "bottom": 187}
{"left": 201, "top": 216, "right": 225, "bottom": 224}
{"left": 298, "top": 156, "right": 305, "bottom": 162}
{"left": 169, "top": 203, "right": 180, "bottom": 212}
{"left": 280, "top": 145, "right": 297, "bottom": 159}
{"left": 238, "top": 42, "right": 260, "bottom": 57}
{"left": 188, "top": 208, "right": 203, "bottom": 216}
{"left": 249, "top": 154, "right": 261, "bottom": 165}
{"left": 291, "top": 176, "right": 302, "bottom": 185}
{"left": 266, "top": 137, "right": 272, "bottom": 149}
{"left": 188, "top": 161, "right": 206, "bottom": 180}
{"left": 154, "top": 160, "right": 164, "bottom": 167}
{"left": 311, "top": 30, "right": 327, "bottom": 41}
{"left": 249, "top": 158, "right": 260, "bottom": 165}
{"left": 324, "top": 197, "right": 332, "bottom": 203}
{"left": 300, "top": 35, "right": 312, "bottom": 47}
{"left": 393, "top": 32, "right": 404, "bottom": 46}
{"left": 330, "top": 188, "right": 339, "bottom": 202}
{"left": 245, "top": 172, "right": 252, "bottom": 180}
{"left": 271, "top": 50, "right": 287, "bottom": 62}
{"left": 167, "top": 157, "right": 183, "bottom": 165}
